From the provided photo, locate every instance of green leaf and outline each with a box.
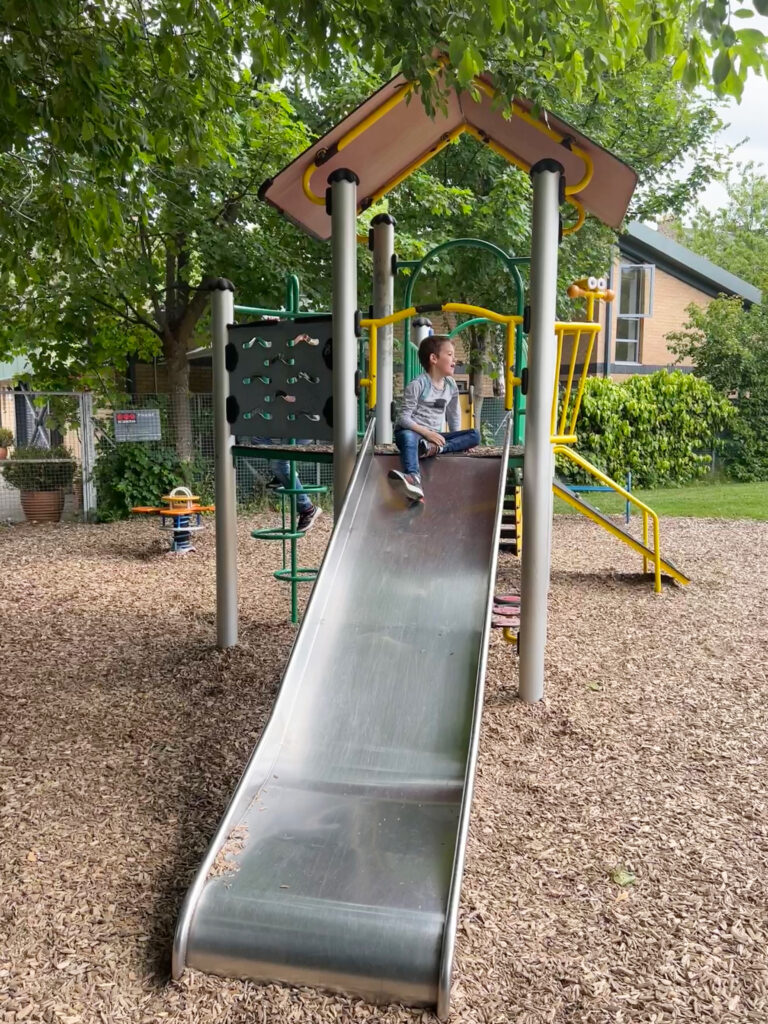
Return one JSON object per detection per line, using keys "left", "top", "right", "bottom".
{"left": 721, "top": 24, "right": 736, "bottom": 47}
{"left": 489, "top": 0, "right": 506, "bottom": 31}
{"left": 755, "top": 0, "right": 768, "bottom": 14}
{"left": 712, "top": 49, "right": 731, "bottom": 85}
{"left": 610, "top": 867, "right": 636, "bottom": 887}
{"left": 671, "top": 50, "right": 688, "bottom": 79}
{"left": 457, "top": 47, "right": 480, "bottom": 85}
{"left": 644, "top": 25, "right": 657, "bottom": 61}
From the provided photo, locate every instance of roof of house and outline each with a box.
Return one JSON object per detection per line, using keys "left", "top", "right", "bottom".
{"left": 620, "top": 222, "right": 762, "bottom": 306}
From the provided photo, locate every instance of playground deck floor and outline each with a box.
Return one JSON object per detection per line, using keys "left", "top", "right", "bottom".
{"left": 1, "top": 512, "right": 767, "bottom": 1023}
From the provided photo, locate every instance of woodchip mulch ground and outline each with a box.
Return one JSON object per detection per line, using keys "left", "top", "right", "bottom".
{"left": 1, "top": 511, "right": 767, "bottom": 1023}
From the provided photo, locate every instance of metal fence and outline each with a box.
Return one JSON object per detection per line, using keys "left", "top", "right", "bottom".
{"left": 0, "top": 390, "right": 95, "bottom": 524}
{"left": 0, "top": 389, "right": 504, "bottom": 524}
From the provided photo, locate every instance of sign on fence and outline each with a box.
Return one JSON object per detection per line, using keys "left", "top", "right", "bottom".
{"left": 114, "top": 409, "right": 162, "bottom": 442}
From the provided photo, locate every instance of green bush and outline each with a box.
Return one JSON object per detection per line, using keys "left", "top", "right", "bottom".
{"left": 559, "top": 371, "right": 734, "bottom": 488}
{"left": 668, "top": 298, "right": 768, "bottom": 482}
{"left": 1, "top": 445, "right": 76, "bottom": 491}
{"left": 93, "top": 441, "right": 182, "bottom": 520}
{"left": 0, "top": 427, "right": 14, "bottom": 448}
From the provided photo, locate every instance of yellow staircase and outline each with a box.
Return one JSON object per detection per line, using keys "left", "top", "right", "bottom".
{"left": 552, "top": 446, "right": 690, "bottom": 591}
{"left": 544, "top": 279, "right": 690, "bottom": 592}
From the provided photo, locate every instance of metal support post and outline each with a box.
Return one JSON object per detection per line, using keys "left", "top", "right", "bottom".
{"left": 371, "top": 214, "right": 395, "bottom": 443}
{"left": 79, "top": 391, "right": 97, "bottom": 518}
{"left": 211, "top": 279, "right": 238, "bottom": 649}
{"left": 408, "top": 317, "right": 433, "bottom": 386}
{"left": 329, "top": 170, "right": 359, "bottom": 518}
{"left": 519, "top": 161, "right": 563, "bottom": 704}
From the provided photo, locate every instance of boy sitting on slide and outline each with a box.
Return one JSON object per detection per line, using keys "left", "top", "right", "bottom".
{"left": 389, "top": 335, "right": 481, "bottom": 503}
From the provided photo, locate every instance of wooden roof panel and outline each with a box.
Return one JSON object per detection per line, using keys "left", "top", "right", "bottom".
{"left": 262, "top": 69, "right": 637, "bottom": 240}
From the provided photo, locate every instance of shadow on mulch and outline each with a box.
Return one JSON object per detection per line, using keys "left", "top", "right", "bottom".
{"left": 550, "top": 567, "right": 678, "bottom": 589}
{"left": 139, "top": 644, "right": 283, "bottom": 987}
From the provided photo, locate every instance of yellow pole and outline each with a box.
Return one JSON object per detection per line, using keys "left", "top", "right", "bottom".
{"left": 551, "top": 326, "right": 564, "bottom": 436}
{"left": 643, "top": 511, "right": 649, "bottom": 574}
{"left": 558, "top": 328, "right": 581, "bottom": 437}
{"left": 505, "top": 321, "right": 515, "bottom": 412}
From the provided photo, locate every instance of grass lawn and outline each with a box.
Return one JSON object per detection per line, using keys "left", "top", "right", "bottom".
{"left": 554, "top": 479, "right": 768, "bottom": 521}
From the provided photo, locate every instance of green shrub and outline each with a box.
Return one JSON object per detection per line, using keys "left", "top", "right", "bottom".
{"left": 559, "top": 371, "right": 734, "bottom": 488}
{"left": 0, "top": 427, "right": 14, "bottom": 448}
{"left": 1, "top": 445, "right": 76, "bottom": 491}
{"left": 93, "top": 441, "right": 182, "bottom": 520}
{"left": 667, "top": 298, "right": 768, "bottom": 481}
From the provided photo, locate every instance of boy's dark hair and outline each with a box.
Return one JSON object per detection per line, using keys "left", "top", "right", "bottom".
{"left": 418, "top": 334, "right": 452, "bottom": 372}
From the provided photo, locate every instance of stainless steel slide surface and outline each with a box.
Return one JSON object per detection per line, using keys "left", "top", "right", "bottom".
{"left": 173, "top": 423, "right": 510, "bottom": 1017}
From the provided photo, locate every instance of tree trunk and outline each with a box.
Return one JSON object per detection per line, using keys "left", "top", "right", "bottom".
{"left": 163, "top": 328, "right": 194, "bottom": 463}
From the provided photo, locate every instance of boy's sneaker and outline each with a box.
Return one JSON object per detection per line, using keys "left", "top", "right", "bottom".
{"left": 387, "top": 470, "right": 424, "bottom": 502}
{"left": 297, "top": 505, "right": 322, "bottom": 533}
{"left": 418, "top": 439, "right": 441, "bottom": 459}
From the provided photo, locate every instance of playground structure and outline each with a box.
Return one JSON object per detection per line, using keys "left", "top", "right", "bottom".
{"left": 131, "top": 486, "right": 214, "bottom": 553}
{"left": 173, "top": 61, "right": 688, "bottom": 1019}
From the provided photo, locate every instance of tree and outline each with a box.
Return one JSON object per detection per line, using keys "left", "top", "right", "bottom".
{"left": 1, "top": 0, "right": 767, "bottom": 459}
{"left": 0, "top": 85, "right": 320, "bottom": 458}
{"left": 667, "top": 297, "right": 768, "bottom": 480}
{"left": 670, "top": 164, "right": 768, "bottom": 291}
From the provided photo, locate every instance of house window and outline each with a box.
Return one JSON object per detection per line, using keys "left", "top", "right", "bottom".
{"left": 615, "top": 318, "right": 640, "bottom": 363}
{"left": 616, "top": 263, "right": 654, "bottom": 364}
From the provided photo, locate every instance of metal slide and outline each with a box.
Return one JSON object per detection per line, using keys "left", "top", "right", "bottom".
{"left": 173, "top": 422, "right": 511, "bottom": 1018}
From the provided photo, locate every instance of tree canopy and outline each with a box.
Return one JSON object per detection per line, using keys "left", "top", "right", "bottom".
{"left": 1, "top": 0, "right": 768, "bottom": 456}
{"left": 671, "top": 164, "right": 768, "bottom": 291}
{"left": 668, "top": 297, "right": 768, "bottom": 480}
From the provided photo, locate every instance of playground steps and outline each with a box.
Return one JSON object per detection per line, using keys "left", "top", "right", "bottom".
{"left": 553, "top": 478, "right": 690, "bottom": 586}
{"left": 498, "top": 476, "right": 522, "bottom": 555}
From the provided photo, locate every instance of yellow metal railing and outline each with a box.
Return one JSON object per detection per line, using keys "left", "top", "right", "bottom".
{"left": 554, "top": 445, "right": 663, "bottom": 593}
{"left": 550, "top": 321, "right": 602, "bottom": 441}
{"left": 358, "top": 293, "right": 609, "bottom": 432}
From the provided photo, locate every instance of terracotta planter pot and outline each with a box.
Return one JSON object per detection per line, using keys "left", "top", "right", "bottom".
{"left": 0, "top": 447, "right": 7, "bottom": 460}
{"left": 20, "top": 490, "right": 65, "bottom": 523}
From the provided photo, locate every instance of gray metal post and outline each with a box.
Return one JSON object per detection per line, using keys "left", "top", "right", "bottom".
{"left": 79, "top": 391, "right": 97, "bottom": 518}
{"left": 413, "top": 317, "right": 433, "bottom": 344}
{"left": 211, "top": 279, "right": 238, "bottom": 649}
{"left": 519, "top": 161, "right": 563, "bottom": 704}
{"left": 371, "top": 214, "right": 395, "bottom": 444}
{"left": 329, "top": 170, "right": 359, "bottom": 517}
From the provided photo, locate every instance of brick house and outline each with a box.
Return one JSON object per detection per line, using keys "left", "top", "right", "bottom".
{"left": 600, "top": 222, "right": 762, "bottom": 381}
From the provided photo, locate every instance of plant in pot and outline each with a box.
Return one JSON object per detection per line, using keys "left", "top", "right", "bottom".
{"left": 2, "top": 445, "right": 76, "bottom": 523}
{"left": 0, "top": 427, "right": 13, "bottom": 459}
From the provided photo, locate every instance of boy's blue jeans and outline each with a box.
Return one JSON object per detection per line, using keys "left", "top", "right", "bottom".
{"left": 252, "top": 437, "right": 313, "bottom": 514}
{"left": 394, "top": 428, "right": 481, "bottom": 476}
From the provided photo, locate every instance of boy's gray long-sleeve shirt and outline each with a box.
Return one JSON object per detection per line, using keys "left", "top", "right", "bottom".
{"left": 396, "top": 373, "right": 461, "bottom": 433}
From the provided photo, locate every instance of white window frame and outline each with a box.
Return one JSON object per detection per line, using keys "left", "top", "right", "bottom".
{"left": 616, "top": 262, "right": 654, "bottom": 364}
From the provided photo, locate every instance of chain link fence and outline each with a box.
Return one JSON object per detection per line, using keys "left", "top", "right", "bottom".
{"left": 0, "top": 390, "right": 95, "bottom": 524}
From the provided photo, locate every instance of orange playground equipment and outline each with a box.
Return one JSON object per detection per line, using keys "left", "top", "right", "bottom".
{"left": 132, "top": 486, "right": 214, "bottom": 554}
